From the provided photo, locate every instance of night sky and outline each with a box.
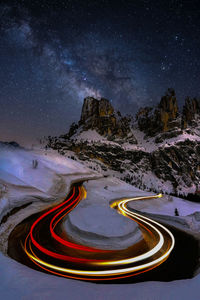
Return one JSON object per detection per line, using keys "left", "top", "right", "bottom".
{"left": 1, "top": 0, "right": 200, "bottom": 145}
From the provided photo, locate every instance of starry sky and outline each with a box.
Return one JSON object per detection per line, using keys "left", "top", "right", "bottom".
{"left": 1, "top": 0, "right": 200, "bottom": 145}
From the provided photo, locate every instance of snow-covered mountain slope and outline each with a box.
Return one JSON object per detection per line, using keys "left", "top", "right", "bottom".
{"left": 47, "top": 127, "right": 200, "bottom": 196}
{"left": 46, "top": 94, "right": 200, "bottom": 197}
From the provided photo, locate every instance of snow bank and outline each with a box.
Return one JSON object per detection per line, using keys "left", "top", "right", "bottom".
{"left": 73, "top": 129, "right": 104, "bottom": 142}
{"left": 64, "top": 177, "right": 146, "bottom": 249}
{"left": 0, "top": 144, "right": 97, "bottom": 253}
{"left": 69, "top": 204, "right": 137, "bottom": 237}
{"left": 128, "top": 194, "right": 200, "bottom": 217}
{"left": 0, "top": 146, "right": 90, "bottom": 193}
{"left": 0, "top": 247, "right": 200, "bottom": 300}
{"left": 65, "top": 203, "right": 142, "bottom": 250}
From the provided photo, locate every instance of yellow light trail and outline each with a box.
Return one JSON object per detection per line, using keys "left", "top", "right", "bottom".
{"left": 24, "top": 189, "right": 175, "bottom": 280}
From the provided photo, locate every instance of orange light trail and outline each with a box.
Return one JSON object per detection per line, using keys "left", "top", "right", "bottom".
{"left": 23, "top": 185, "right": 175, "bottom": 281}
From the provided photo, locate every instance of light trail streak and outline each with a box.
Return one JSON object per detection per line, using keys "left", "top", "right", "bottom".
{"left": 23, "top": 185, "right": 175, "bottom": 281}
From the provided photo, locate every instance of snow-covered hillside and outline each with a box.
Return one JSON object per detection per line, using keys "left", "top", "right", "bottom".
{"left": 47, "top": 127, "right": 200, "bottom": 196}
{"left": 0, "top": 143, "right": 98, "bottom": 253}
{"left": 1, "top": 142, "right": 200, "bottom": 299}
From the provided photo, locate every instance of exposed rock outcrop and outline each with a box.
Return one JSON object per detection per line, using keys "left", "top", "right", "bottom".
{"left": 136, "top": 89, "right": 180, "bottom": 137}
{"left": 68, "top": 96, "right": 137, "bottom": 143}
{"left": 158, "top": 88, "right": 178, "bottom": 130}
{"left": 182, "top": 97, "right": 200, "bottom": 128}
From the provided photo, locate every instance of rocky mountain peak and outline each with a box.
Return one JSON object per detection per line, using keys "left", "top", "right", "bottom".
{"left": 136, "top": 88, "right": 180, "bottom": 137}
{"left": 182, "top": 97, "right": 200, "bottom": 128}
{"left": 158, "top": 88, "right": 178, "bottom": 131}
{"left": 80, "top": 97, "right": 114, "bottom": 124}
{"left": 76, "top": 96, "right": 136, "bottom": 142}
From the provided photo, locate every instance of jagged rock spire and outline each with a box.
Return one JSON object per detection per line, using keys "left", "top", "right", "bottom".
{"left": 182, "top": 97, "right": 200, "bottom": 128}
{"left": 78, "top": 96, "right": 136, "bottom": 142}
{"left": 136, "top": 89, "right": 180, "bottom": 136}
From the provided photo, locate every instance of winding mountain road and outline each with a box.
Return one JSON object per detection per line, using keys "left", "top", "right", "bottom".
{"left": 21, "top": 183, "right": 175, "bottom": 281}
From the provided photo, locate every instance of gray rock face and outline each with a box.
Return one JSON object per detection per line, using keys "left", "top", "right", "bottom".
{"left": 136, "top": 90, "right": 200, "bottom": 139}
{"left": 80, "top": 97, "right": 100, "bottom": 124}
{"left": 182, "top": 97, "right": 200, "bottom": 128}
{"left": 151, "top": 140, "right": 200, "bottom": 189}
{"left": 136, "top": 88, "right": 180, "bottom": 137}
{"left": 70, "top": 96, "right": 137, "bottom": 142}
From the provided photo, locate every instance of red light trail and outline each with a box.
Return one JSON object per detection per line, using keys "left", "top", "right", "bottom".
{"left": 23, "top": 184, "right": 175, "bottom": 281}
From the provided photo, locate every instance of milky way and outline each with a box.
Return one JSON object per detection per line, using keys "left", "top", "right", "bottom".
{"left": 1, "top": 0, "right": 200, "bottom": 144}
